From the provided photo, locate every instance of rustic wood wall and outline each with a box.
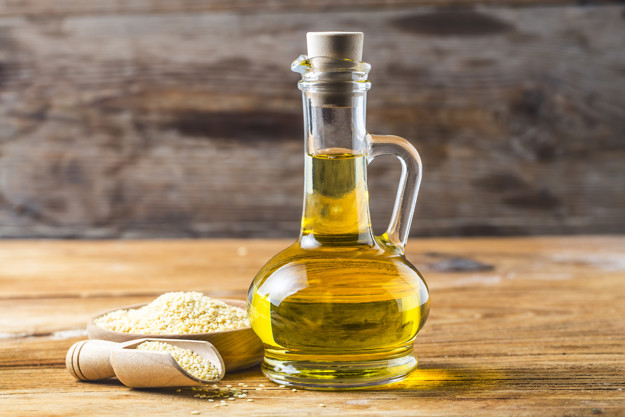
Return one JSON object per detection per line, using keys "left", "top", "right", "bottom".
{"left": 0, "top": 1, "right": 624, "bottom": 238}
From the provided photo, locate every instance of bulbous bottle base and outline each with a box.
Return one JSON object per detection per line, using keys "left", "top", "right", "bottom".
{"left": 260, "top": 346, "right": 418, "bottom": 390}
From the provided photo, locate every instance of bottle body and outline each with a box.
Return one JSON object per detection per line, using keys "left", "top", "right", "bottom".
{"left": 248, "top": 238, "right": 429, "bottom": 388}
{"left": 247, "top": 151, "right": 429, "bottom": 388}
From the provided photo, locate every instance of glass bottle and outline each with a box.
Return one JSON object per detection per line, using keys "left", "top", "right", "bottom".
{"left": 247, "top": 32, "right": 430, "bottom": 389}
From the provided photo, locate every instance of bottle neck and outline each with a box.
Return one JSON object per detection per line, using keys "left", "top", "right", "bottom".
{"left": 299, "top": 92, "right": 374, "bottom": 247}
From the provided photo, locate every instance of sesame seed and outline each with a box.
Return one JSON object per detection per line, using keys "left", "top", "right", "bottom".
{"left": 292, "top": 388, "right": 297, "bottom": 392}
{"left": 256, "top": 388, "right": 262, "bottom": 390}
{"left": 279, "top": 385, "right": 286, "bottom": 388}
{"left": 319, "top": 404, "right": 326, "bottom": 407}
{"left": 136, "top": 341, "right": 220, "bottom": 381}
{"left": 191, "top": 411, "right": 200, "bottom": 415}
{"left": 247, "top": 399, "right": 254, "bottom": 402}
{"left": 94, "top": 292, "right": 249, "bottom": 334}
{"left": 259, "top": 384, "right": 264, "bottom": 387}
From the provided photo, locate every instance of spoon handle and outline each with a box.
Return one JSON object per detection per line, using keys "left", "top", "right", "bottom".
{"left": 66, "top": 339, "right": 119, "bottom": 381}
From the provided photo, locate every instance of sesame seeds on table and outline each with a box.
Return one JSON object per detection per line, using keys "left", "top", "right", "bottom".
{"left": 176, "top": 380, "right": 311, "bottom": 410}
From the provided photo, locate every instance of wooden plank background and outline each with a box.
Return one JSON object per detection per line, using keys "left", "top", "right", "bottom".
{"left": 0, "top": 2, "right": 624, "bottom": 238}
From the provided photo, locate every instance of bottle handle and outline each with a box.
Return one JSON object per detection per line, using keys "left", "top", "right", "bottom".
{"left": 367, "top": 134, "right": 423, "bottom": 252}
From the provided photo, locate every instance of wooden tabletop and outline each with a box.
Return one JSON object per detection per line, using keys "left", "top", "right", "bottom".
{"left": 1, "top": 237, "right": 624, "bottom": 416}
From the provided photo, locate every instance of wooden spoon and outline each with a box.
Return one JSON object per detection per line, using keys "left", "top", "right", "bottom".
{"left": 87, "top": 299, "right": 263, "bottom": 372}
{"left": 66, "top": 338, "right": 225, "bottom": 388}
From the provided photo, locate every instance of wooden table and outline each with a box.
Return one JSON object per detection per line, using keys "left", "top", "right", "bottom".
{"left": 1, "top": 237, "right": 624, "bottom": 416}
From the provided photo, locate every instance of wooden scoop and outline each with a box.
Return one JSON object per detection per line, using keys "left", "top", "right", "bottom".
{"left": 87, "top": 299, "right": 263, "bottom": 372}
{"left": 66, "top": 338, "right": 225, "bottom": 388}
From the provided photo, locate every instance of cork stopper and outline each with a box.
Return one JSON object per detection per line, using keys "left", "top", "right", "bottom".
{"left": 306, "top": 32, "right": 364, "bottom": 61}
{"left": 304, "top": 32, "right": 365, "bottom": 107}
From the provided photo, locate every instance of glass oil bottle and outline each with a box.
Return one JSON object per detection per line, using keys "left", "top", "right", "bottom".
{"left": 247, "top": 32, "right": 430, "bottom": 389}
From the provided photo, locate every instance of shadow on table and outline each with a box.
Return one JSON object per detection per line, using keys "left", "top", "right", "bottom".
{"left": 132, "top": 363, "right": 501, "bottom": 397}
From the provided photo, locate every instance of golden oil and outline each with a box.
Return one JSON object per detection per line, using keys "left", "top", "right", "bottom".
{"left": 248, "top": 151, "right": 430, "bottom": 389}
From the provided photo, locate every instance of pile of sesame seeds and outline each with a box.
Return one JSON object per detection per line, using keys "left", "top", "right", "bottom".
{"left": 94, "top": 292, "right": 249, "bottom": 334}
{"left": 136, "top": 341, "right": 220, "bottom": 382}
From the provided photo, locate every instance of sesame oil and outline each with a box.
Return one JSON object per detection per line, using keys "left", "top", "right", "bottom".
{"left": 248, "top": 152, "right": 430, "bottom": 388}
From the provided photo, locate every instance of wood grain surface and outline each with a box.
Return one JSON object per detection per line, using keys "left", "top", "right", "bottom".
{"left": 0, "top": 237, "right": 624, "bottom": 416}
{"left": 0, "top": 1, "right": 618, "bottom": 17}
{"left": 0, "top": 4, "right": 624, "bottom": 238}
